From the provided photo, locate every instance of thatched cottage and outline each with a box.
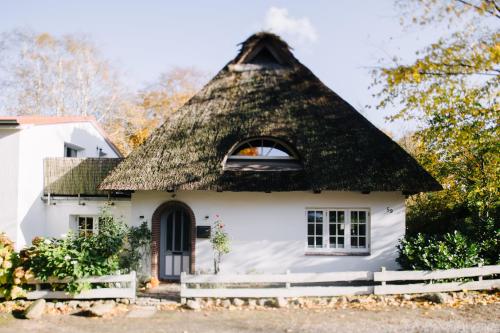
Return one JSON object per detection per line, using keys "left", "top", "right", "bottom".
{"left": 100, "top": 32, "right": 441, "bottom": 280}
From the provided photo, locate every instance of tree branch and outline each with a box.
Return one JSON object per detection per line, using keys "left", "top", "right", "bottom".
{"left": 455, "top": 0, "right": 500, "bottom": 19}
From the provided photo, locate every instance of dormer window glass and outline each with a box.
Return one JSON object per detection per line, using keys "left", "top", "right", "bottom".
{"left": 223, "top": 137, "right": 302, "bottom": 171}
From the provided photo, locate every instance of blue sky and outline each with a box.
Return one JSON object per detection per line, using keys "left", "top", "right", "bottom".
{"left": 0, "top": 0, "right": 449, "bottom": 135}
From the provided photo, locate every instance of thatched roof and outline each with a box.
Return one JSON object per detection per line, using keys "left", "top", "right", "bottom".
{"left": 101, "top": 32, "right": 441, "bottom": 193}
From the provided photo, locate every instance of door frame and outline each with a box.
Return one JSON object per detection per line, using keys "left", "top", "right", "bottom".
{"left": 151, "top": 200, "right": 196, "bottom": 281}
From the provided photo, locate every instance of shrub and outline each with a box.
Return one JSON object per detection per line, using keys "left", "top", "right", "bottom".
{"left": 0, "top": 233, "right": 27, "bottom": 299}
{"left": 21, "top": 207, "right": 128, "bottom": 293}
{"left": 119, "top": 222, "right": 151, "bottom": 273}
{"left": 397, "top": 231, "right": 482, "bottom": 270}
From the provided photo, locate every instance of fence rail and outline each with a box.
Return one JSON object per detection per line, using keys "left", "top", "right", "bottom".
{"left": 25, "top": 271, "right": 136, "bottom": 300}
{"left": 181, "top": 265, "right": 500, "bottom": 299}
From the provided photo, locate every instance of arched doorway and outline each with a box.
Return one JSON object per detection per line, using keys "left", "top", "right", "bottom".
{"left": 151, "top": 201, "right": 195, "bottom": 280}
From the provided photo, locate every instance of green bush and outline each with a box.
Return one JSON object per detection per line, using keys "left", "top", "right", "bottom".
{"left": 21, "top": 207, "right": 128, "bottom": 293}
{"left": 119, "top": 222, "right": 151, "bottom": 273}
{"left": 397, "top": 231, "right": 483, "bottom": 270}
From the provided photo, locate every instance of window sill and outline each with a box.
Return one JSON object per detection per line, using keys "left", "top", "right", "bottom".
{"left": 304, "top": 251, "right": 370, "bottom": 257}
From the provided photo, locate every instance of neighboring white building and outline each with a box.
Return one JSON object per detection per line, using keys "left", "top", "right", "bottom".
{"left": 0, "top": 116, "right": 130, "bottom": 249}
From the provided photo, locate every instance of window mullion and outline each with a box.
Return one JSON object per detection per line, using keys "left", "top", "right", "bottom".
{"left": 323, "top": 210, "right": 329, "bottom": 248}
{"left": 345, "top": 209, "right": 351, "bottom": 250}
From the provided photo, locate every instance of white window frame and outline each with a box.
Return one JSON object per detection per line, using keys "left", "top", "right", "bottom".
{"left": 74, "top": 215, "right": 99, "bottom": 236}
{"left": 305, "top": 208, "right": 370, "bottom": 254}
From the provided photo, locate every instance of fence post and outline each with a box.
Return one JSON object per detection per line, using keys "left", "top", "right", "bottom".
{"left": 180, "top": 272, "right": 187, "bottom": 304}
{"left": 478, "top": 263, "right": 483, "bottom": 281}
{"left": 130, "top": 271, "right": 137, "bottom": 300}
{"left": 285, "top": 270, "right": 291, "bottom": 289}
{"left": 380, "top": 267, "right": 386, "bottom": 286}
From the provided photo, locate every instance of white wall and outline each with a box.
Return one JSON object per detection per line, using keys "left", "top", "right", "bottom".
{"left": 44, "top": 199, "right": 131, "bottom": 238}
{"left": 0, "top": 121, "right": 120, "bottom": 249}
{"left": 132, "top": 190, "right": 406, "bottom": 274}
{"left": 0, "top": 129, "right": 20, "bottom": 245}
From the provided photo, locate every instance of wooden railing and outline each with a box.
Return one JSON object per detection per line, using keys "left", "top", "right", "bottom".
{"left": 374, "top": 265, "right": 500, "bottom": 295}
{"left": 25, "top": 271, "right": 136, "bottom": 300}
{"left": 181, "top": 265, "right": 500, "bottom": 299}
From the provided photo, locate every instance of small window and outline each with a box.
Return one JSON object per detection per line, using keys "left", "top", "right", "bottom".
{"left": 224, "top": 137, "right": 302, "bottom": 171}
{"left": 305, "top": 209, "right": 369, "bottom": 253}
{"left": 76, "top": 216, "right": 99, "bottom": 236}
{"left": 64, "top": 143, "right": 84, "bottom": 158}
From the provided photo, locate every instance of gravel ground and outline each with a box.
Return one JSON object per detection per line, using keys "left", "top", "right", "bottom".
{"left": 0, "top": 303, "right": 498, "bottom": 333}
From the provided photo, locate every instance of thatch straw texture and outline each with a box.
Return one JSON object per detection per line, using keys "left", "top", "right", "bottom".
{"left": 100, "top": 33, "right": 441, "bottom": 193}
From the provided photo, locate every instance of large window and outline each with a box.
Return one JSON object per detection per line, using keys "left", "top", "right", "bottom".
{"left": 306, "top": 209, "right": 370, "bottom": 253}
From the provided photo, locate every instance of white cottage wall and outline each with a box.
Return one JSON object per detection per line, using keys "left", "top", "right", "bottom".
{"left": 0, "top": 129, "right": 21, "bottom": 245}
{"left": 132, "top": 190, "right": 405, "bottom": 274}
{"left": 44, "top": 199, "right": 131, "bottom": 238}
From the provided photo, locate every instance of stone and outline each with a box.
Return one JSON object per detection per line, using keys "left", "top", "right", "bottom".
{"left": 78, "top": 301, "right": 91, "bottom": 309}
{"left": 294, "top": 298, "right": 305, "bottom": 307}
{"left": 186, "top": 299, "right": 201, "bottom": 310}
{"left": 338, "top": 296, "right": 348, "bottom": 304}
{"left": 118, "top": 298, "right": 131, "bottom": 305}
{"left": 45, "top": 302, "right": 55, "bottom": 310}
{"left": 232, "top": 298, "right": 244, "bottom": 307}
{"left": 221, "top": 299, "right": 231, "bottom": 308}
{"left": 24, "top": 299, "right": 46, "bottom": 319}
{"left": 258, "top": 298, "right": 268, "bottom": 307}
{"left": 247, "top": 299, "right": 257, "bottom": 308}
{"left": 424, "top": 293, "right": 452, "bottom": 304}
{"left": 88, "top": 302, "right": 115, "bottom": 317}
{"left": 203, "top": 298, "right": 214, "bottom": 307}
{"left": 55, "top": 302, "right": 64, "bottom": 309}
{"left": 402, "top": 294, "right": 412, "bottom": 301}
{"left": 67, "top": 300, "right": 79, "bottom": 309}
{"left": 126, "top": 306, "right": 157, "bottom": 318}
{"left": 276, "top": 297, "right": 288, "bottom": 308}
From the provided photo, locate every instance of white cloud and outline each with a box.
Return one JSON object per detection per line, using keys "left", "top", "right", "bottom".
{"left": 263, "top": 7, "right": 318, "bottom": 44}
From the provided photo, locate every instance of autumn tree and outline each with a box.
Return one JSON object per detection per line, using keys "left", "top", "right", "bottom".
{"left": 373, "top": 1, "right": 499, "bottom": 262}
{"left": 0, "top": 30, "right": 206, "bottom": 154}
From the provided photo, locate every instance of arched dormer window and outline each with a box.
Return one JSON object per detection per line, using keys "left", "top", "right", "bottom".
{"left": 223, "top": 137, "right": 302, "bottom": 171}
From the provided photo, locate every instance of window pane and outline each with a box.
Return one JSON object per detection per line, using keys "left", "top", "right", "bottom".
{"left": 78, "top": 217, "right": 86, "bottom": 229}
{"left": 86, "top": 217, "right": 93, "bottom": 231}
{"left": 359, "top": 237, "right": 366, "bottom": 247}
{"left": 351, "top": 237, "right": 358, "bottom": 247}
{"left": 337, "top": 224, "right": 344, "bottom": 235}
{"left": 315, "top": 224, "right": 323, "bottom": 235}
{"left": 307, "top": 211, "right": 315, "bottom": 222}
{"left": 329, "top": 211, "right": 336, "bottom": 223}
{"left": 166, "top": 212, "right": 173, "bottom": 251}
{"left": 316, "top": 237, "right": 322, "bottom": 247}
{"left": 359, "top": 224, "right": 366, "bottom": 236}
{"left": 359, "top": 211, "right": 366, "bottom": 223}
{"left": 308, "top": 237, "right": 315, "bottom": 247}
{"left": 329, "top": 237, "right": 336, "bottom": 247}
{"left": 338, "top": 211, "right": 345, "bottom": 223}
{"left": 338, "top": 237, "right": 344, "bottom": 247}
{"left": 353, "top": 211, "right": 360, "bottom": 223}
{"left": 307, "top": 224, "right": 314, "bottom": 235}
{"left": 315, "top": 211, "right": 323, "bottom": 222}
{"left": 174, "top": 210, "right": 182, "bottom": 251}
{"left": 351, "top": 225, "right": 358, "bottom": 236}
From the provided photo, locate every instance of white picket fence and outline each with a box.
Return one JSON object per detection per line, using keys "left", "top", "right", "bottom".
{"left": 180, "top": 265, "right": 500, "bottom": 299}
{"left": 25, "top": 271, "right": 136, "bottom": 300}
